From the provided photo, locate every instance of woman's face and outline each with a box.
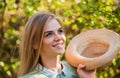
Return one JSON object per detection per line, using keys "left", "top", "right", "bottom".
{"left": 41, "top": 18, "right": 66, "bottom": 56}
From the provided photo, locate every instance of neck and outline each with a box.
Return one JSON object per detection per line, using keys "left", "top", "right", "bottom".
{"left": 41, "top": 54, "right": 62, "bottom": 73}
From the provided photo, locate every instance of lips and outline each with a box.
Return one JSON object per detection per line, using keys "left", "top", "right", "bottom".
{"left": 53, "top": 43, "right": 64, "bottom": 49}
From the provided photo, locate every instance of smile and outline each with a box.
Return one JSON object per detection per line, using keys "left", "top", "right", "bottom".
{"left": 53, "top": 43, "right": 64, "bottom": 49}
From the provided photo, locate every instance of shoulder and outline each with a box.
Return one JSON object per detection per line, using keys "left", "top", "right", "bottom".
{"left": 62, "top": 60, "right": 76, "bottom": 70}
{"left": 19, "top": 73, "right": 48, "bottom": 78}
{"left": 61, "top": 60, "right": 79, "bottom": 78}
{"left": 19, "top": 69, "right": 49, "bottom": 78}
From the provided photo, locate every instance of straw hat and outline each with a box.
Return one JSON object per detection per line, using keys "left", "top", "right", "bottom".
{"left": 65, "top": 29, "right": 120, "bottom": 70}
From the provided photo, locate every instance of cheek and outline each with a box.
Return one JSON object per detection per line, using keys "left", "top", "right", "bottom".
{"left": 63, "top": 35, "right": 66, "bottom": 42}
{"left": 42, "top": 38, "right": 53, "bottom": 47}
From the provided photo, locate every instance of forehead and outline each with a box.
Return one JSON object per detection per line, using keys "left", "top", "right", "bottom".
{"left": 44, "top": 19, "right": 61, "bottom": 31}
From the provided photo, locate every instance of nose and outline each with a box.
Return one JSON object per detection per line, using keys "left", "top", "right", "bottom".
{"left": 54, "top": 33, "right": 62, "bottom": 41}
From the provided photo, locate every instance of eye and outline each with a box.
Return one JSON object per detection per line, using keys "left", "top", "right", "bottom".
{"left": 58, "top": 28, "right": 63, "bottom": 34}
{"left": 44, "top": 32, "right": 53, "bottom": 37}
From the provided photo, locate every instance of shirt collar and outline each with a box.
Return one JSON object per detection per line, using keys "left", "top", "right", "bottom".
{"left": 36, "top": 62, "right": 67, "bottom": 76}
{"left": 37, "top": 64, "right": 58, "bottom": 77}
{"left": 61, "top": 61, "right": 67, "bottom": 76}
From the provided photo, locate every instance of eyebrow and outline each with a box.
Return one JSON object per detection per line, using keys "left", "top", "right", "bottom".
{"left": 44, "top": 27, "right": 63, "bottom": 34}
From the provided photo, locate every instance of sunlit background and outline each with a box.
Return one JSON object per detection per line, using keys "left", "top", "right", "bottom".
{"left": 0, "top": 0, "right": 120, "bottom": 78}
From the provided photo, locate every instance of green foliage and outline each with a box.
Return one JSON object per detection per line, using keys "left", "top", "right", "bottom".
{"left": 0, "top": 0, "right": 120, "bottom": 78}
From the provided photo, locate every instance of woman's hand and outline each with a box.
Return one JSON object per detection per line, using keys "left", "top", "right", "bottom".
{"left": 77, "top": 64, "right": 96, "bottom": 78}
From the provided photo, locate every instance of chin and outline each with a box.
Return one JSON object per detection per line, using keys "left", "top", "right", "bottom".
{"left": 57, "top": 50, "right": 64, "bottom": 54}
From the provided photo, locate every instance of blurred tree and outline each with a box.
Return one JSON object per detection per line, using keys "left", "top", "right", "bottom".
{"left": 0, "top": 0, "right": 120, "bottom": 78}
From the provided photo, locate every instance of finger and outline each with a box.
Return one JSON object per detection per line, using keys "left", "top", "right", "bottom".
{"left": 77, "top": 64, "right": 85, "bottom": 72}
{"left": 78, "top": 64, "right": 85, "bottom": 69}
{"left": 86, "top": 69, "right": 96, "bottom": 73}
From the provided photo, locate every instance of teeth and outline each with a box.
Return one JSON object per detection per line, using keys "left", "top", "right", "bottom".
{"left": 54, "top": 44, "right": 63, "bottom": 48}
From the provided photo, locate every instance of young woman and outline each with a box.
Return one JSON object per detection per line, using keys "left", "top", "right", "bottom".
{"left": 18, "top": 12, "right": 96, "bottom": 78}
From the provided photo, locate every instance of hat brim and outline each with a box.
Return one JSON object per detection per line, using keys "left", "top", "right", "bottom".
{"left": 65, "top": 29, "right": 120, "bottom": 70}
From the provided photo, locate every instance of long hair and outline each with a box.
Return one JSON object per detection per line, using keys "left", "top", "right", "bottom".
{"left": 18, "top": 12, "right": 62, "bottom": 76}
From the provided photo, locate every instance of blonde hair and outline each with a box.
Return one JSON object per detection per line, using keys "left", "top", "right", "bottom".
{"left": 18, "top": 12, "right": 62, "bottom": 76}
